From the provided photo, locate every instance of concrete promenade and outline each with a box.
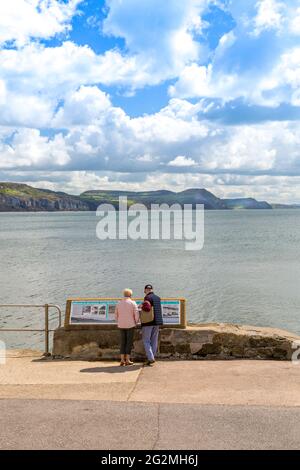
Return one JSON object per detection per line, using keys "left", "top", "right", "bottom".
{"left": 1, "top": 350, "right": 300, "bottom": 449}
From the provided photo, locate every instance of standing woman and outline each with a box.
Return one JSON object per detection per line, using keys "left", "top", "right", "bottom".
{"left": 115, "top": 288, "right": 139, "bottom": 366}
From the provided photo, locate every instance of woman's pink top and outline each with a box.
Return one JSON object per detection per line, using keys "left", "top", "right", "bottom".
{"left": 115, "top": 298, "right": 139, "bottom": 329}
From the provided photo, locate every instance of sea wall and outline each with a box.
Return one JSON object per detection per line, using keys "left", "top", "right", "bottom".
{"left": 52, "top": 323, "right": 300, "bottom": 361}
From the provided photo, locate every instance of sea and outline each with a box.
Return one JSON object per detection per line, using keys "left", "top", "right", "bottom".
{"left": 0, "top": 209, "right": 300, "bottom": 349}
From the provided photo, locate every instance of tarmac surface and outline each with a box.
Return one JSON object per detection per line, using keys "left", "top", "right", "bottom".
{"left": 1, "top": 351, "right": 300, "bottom": 449}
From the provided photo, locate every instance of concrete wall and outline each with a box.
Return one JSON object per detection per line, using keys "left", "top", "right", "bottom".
{"left": 53, "top": 323, "right": 300, "bottom": 361}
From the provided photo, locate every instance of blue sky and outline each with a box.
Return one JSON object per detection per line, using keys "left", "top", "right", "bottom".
{"left": 0, "top": 0, "right": 300, "bottom": 202}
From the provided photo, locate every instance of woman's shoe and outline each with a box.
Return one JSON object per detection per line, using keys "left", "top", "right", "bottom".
{"left": 119, "top": 361, "right": 126, "bottom": 366}
{"left": 125, "top": 360, "right": 134, "bottom": 366}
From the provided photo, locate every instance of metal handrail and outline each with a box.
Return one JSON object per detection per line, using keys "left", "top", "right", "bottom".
{"left": 0, "top": 304, "right": 62, "bottom": 355}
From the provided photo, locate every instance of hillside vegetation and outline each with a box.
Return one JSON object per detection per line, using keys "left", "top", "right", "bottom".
{"left": 0, "top": 182, "right": 295, "bottom": 211}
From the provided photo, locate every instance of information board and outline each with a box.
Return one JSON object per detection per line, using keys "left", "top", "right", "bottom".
{"left": 65, "top": 298, "right": 186, "bottom": 328}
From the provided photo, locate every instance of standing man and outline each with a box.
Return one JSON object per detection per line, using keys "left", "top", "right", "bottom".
{"left": 141, "top": 284, "right": 163, "bottom": 366}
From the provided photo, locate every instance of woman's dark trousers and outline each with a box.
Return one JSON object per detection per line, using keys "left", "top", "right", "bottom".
{"left": 119, "top": 328, "right": 135, "bottom": 355}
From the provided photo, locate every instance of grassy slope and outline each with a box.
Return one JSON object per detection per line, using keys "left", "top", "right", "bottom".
{"left": 1, "top": 182, "right": 297, "bottom": 210}
{"left": 0, "top": 183, "right": 59, "bottom": 200}
{"left": 0, "top": 183, "right": 81, "bottom": 202}
{"left": 80, "top": 188, "right": 226, "bottom": 208}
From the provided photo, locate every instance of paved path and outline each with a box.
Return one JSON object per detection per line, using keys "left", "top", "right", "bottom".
{"left": 1, "top": 353, "right": 300, "bottom": 406}
{"left": 1, "top": 352, "right": 300, "bottom": 449}
{"left": 1, "top": 400, "right": 300, "bottom": 450}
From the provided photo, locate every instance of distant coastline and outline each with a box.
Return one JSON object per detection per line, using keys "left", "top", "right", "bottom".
{"left": 0, "top": 182, "right": 299, "bottom": 212}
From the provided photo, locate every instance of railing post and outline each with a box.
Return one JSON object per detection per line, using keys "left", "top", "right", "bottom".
{"left": 0, "top": 304, "right": 62, "bottom": 355}
{"left": 44, "top": 304, "right": 49, "bottom": 355}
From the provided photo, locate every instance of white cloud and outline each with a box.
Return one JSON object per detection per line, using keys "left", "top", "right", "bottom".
{"left": 0, "top": 0, "right": 82, "bottom": 46}
{"left": 0, "top": 42, "right": 143, "bottom": 127}
{"left": 52, "top": 86, "right": 112, "bottom": 127}
{"left": 0, "top": 0, "right": 213, "bottom": 101}
{"left": 102, "top": 0, "right": 210, "bottom": 87}
{"left": 169, "top": 25, "right": 249, "bottom": 101}
{"left": 169, "top": 63, "right": 212, "bottom": 99}
{"left": 253, "top": 0, "right": 284, "bottom": 36}
{"left": 202, "top": 124, "right": 279, "bottom": 172}
{"left": 289, "top": 7, "right": 300, "bottom": 35}
{"left": 0, "top": 129, "right": 70, "bottom": 169}
{"left": 274, "top": 48, "right": 300, "bottom": 104}
{"left": 170, "top": 44, "right": 300, "bottom": 107}
{"left": 1, "top": 95, "right": 300, "bottom": 182}
{"left": 169, "top": 60, "right": 244, "bottom": 102}
{"left": 0, "top": 80, "right": 6, "bottom": 105}
{"left": 0, "top": 1, "right": 210, "bottom": 95}
{"left": 170, "top": 1, "right": 300, "bottom": 106}
{"left": 168, "top": 156, "right": 197, "bottom": 167}
{"left": 251, "top": 0, "right": 300, "bottom": 38}
{"left": 0, "top": 0, "right": 299, "bottom": 202}
{"left": 0, "top": 40, "right": 176, "bottom": 105}
{"left": 0, "top": 92, "right": 55, "bottom": 128}
{"left": 0, "top": 0, "right": 296, "bottom": 118}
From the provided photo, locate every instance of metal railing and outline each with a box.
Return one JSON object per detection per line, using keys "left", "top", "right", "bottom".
{"left": 0, "top": 304, "right": 62, "bottom": 355}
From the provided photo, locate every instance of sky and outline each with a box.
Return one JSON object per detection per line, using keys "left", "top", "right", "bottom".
{"left": 0, "top": 0, "right": 300, "bottom": 202}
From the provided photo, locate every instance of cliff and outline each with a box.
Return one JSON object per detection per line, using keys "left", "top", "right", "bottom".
{"left": 0, "top": 182, "right": 296, "bottom": 211}
{"left": 0, "top": 183, "right": 90, "bottom": 212}
{"left": 223, "top": 198, "right": 272, "bottom": 209}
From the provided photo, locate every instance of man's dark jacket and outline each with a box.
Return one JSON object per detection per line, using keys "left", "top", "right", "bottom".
{"left": 143, "top": 292, "right": 163, "bottom": 326}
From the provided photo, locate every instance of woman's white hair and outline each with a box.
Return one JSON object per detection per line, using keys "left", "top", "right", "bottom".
{"left": 123, "top": 288, "right": 133, "bottom": 297}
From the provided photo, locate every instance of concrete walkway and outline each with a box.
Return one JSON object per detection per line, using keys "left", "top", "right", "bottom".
{"left": 1, "top": 351, "right": 300, "bottom": 449}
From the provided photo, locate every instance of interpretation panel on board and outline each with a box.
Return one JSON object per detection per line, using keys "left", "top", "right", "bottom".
{"left": 65, "top": 298, "right": 186, "bottom": 328}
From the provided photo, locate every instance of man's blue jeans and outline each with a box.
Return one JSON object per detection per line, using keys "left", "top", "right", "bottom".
{"left": 142, "top": 325, "right": 160, "bottom": 361}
